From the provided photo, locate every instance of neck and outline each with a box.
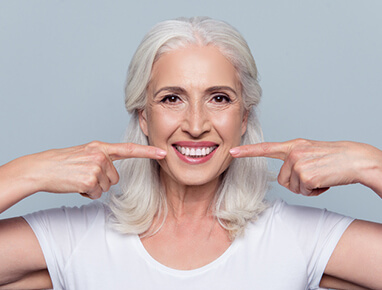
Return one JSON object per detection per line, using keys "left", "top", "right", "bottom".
{"left": 160, "top": 170, "right": 221, "bottom": 220}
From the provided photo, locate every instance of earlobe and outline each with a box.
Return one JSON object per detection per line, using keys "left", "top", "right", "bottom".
{"left": 241, "top": 110, "right": 249, "bottom": 136}
{"left": 138, "top": 109, "right": 149, "bottom": 136}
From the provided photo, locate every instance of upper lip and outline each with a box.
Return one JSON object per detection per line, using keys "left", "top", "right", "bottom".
{"left": 172, "top": 141, "right": 218, "bottom": 147}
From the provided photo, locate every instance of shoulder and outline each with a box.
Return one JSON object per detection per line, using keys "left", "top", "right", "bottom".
{"left": 24, "top": 200, "right": 107, "bottom": 220}
{"left": 245, "top": 199, "right": 354, "bottom": 253}
{"left": 241, "top": 199, "right": 354, "bottom": 288}
{"left": 23, "top": 201, "right": 109, "bottom": 237}
{"left": 255, "top": 199, "right": 352, "bottom": 227}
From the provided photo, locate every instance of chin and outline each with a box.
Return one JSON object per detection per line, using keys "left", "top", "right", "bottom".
{"left": 171, "top": 170, "right": 223, "bottom": 187}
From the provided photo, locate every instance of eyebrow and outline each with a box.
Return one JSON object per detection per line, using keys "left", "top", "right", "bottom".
{"left": 205, "top": 86, "right": 237, "bottom": 96}
{"left": 154, "top": 86, "right": 237, "bottom": 97}
{"left": 154, "top": 86, "right": 186, "bottom": 97}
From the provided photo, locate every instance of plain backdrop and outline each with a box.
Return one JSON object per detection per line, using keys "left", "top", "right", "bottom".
{"left": 1, "top": 0, "right": 382, "bottom": 221}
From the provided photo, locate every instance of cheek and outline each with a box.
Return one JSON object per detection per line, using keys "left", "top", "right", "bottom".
{"left": 214, "top": 111, "right": 243, "bottom": 145}
{"left": 147, "top": 110, "right": 180, "bottom": 146}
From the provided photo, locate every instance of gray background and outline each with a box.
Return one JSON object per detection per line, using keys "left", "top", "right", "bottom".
{"left": 1, "top": 0, "right": 381, "bottom": 221}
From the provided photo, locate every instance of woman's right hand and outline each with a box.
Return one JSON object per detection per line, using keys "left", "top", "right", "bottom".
{"left": 0, "top": 141, "right": 167, "bottom": 212}
{"left": 0, "top": 142, "right": 166, "bottom": 287}
{"left": 25, "top": 141, "right": 167, "bottom": 199}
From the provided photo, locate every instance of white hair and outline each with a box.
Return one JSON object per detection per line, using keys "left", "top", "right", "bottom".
{"left": 108, "top": 17, "right": 269, "bottom": 239}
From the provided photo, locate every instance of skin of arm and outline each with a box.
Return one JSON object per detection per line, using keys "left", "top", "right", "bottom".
{"left": 0, "top": 217, "right": 49, "bottom": 288}
{"left": 2, "top": 138, "right": 381, "bottom": 288}
{"left": 320, "top": 274, "right": 371, "bottom": 290}
{"left": 0, "top": 141, "right": 166, "bottom": 288}
{"left": 0, "top": 269, "right": 53, "bottom": 290}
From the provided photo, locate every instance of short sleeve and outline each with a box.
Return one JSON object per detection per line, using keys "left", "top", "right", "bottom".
{"left": 275, "top": 200, "right": 354, "bottom": 289}
{"left": 22, "top": 201, "right": 106, "bottom": 289}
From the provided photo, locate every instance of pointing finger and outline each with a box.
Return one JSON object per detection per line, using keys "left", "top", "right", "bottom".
{"left": 229, "top": 142, "right": 290, "bottom": 160}
{"left": 105, "top": 143, "right": 167, "bottom": 161}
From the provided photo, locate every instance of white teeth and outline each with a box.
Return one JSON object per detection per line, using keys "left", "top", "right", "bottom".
{"left": 175, "top": 145, "right": 217, "bottom": 157}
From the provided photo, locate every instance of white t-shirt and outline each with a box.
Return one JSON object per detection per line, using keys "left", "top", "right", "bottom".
{"left": 23, "top": 200, "right": 353, "bottom": 290}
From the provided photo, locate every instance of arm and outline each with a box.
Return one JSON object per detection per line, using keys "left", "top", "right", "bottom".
{"left": 320, "top": 274, "right": 371, "bottom": 290}
{"left": 0, "top": 269, "right": 52, "bottom": 290}
{"left": 230, "top": 139, "right": 382, "bottom": 197}
{"left": 324, "top": 219, "right": 382, "bottom": 289}
{"left": 0, "top": 217, "right": 52, "bottom": 289}
{"left": 0, "top": 141, "right": 166, "bottom": 288}
{"left": 230, "top": 139, "right": 382, "bottom": 289}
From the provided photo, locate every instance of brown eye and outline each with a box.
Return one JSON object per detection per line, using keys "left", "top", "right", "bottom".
{"left": 212, "top": 95, "right": 231, "bottom": 103}
{"left": 161, "top": 95, "right": 180, "bottom": 103}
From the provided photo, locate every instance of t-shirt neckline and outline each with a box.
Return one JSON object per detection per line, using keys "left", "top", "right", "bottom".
{"left": 132, "top": 233, "right": 240, "bottom": 277}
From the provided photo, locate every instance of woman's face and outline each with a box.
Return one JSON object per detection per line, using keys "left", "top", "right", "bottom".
{"left": 139, "top": 45, "right": 248, "bottom": 187}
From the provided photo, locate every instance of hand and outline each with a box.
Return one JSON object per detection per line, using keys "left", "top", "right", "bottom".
{"left": 23, "top": 141, "right": 167, "bottom": 199}
{"left": 230, "top": 139, "right": 382, "bottom": 196}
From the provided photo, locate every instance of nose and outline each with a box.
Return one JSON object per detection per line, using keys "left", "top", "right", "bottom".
{"left": 181, "top": 102, "right": 211, "bottom": 138}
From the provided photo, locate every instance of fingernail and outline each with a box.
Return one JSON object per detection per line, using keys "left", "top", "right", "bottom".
{"left": 157, "top": 149, "right": 167, "bottom": 157}
{"left": 229, "top": 148, "right": 240, "bottom": 155}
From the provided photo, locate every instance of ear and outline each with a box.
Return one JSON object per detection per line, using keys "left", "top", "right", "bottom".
{"left": 138, "top": 109, "right": 149, "bottom": 136}
{"left": 241, "top": 110, "right": 249, "bottom": 136}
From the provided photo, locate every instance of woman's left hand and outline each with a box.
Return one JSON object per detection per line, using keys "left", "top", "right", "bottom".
{"left": 230, "top": 139, "right": 382, "bottom": 196}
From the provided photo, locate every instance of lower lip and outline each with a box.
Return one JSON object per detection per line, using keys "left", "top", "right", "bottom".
{"left": 173, "top": 146, "right": 217, "bottom": 164}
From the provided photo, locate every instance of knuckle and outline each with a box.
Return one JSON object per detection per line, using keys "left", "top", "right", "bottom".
{"left": 85, "top": 186, "right": 103, "bottom": 199}
{"left": 301, "top": 173, "right": 318, "bottom": 189}
{"left": 88, "top": 140, "right": 102, "bottom": 147}
{"left": 85, "top": 141, "right": 100, "bottom": 151}
{"left": 88, "top": 193, "right": 99, "bottom": 200}
{"left": 87, "top": 163, "right": 102, "bottom": 176}
{"left": 260, "top": 142, "right": 271, "bottom": 153}
{"left": 289, "top": 185, "right": 299, "bottom": 194}
{"left": 124, "top": 143, "right": 135, "bottom": 155}
{"left": 92, "top": 190, "right": 103, "bottom": 199}
{"left": 299, "top": 172, "right": 311, "bottom": 185}
{"left": 82, "top": 175, "right": 98, "bottom": 190}
{"left": 300, "top": 187, "right": 312, "bottom": 196}
{"left": 294, "top": 138, "right": 310, "bottom": 146}
{"left": 93, "top": 152, "right": 107, "bottom": 164}
{"left": 85, "top": 141, "right": 108, "bottom": 155}
{"left": 293, "top": 161, "right": 304, "bottom": 173}
{"left": 290, "top": 139, "right": 312, "bottom": 153}
{"left": 289, "top": 150, "right": 302, "bottom": 163}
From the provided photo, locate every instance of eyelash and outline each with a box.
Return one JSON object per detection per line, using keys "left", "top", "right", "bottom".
{"left": 159, "top": 94, "right": 232, "bottom": 104}
{"left": 212, "top": 94, "right": 231, "bottom": 103}
{"left": 160, "top": 94, "right": 180, "bottom": 103}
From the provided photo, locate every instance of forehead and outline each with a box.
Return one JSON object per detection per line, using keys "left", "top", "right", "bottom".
{"left": 149, "top": 45, "right": 240, "bottom": 92}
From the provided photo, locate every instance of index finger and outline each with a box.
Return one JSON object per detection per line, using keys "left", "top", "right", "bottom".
{"left": 105, "top": 143, "right": 167, "bottom": 161}
{"left": 229, "top": 142, "right": 290, "bottom": 160}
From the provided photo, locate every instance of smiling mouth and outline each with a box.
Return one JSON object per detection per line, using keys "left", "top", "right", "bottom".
{"left": 174, "top": 145, "right": 218, "bottom": 158}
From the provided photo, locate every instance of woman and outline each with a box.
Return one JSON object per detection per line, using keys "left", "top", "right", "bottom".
{"left": 1, "top": 17, "right": 382, "bottom": 289}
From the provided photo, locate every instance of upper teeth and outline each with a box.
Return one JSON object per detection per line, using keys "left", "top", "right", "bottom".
{"left": 176, "top": 146, "right": 217, "bottom": 157}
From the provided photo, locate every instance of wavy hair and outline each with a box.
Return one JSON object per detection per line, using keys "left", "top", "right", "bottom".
{"left": 108, "top": 17, "right": 269, "bottom": 239}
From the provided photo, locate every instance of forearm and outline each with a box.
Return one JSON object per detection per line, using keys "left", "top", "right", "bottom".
{"left": 0, "top": 155, "right": 40, "bottom": 214}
